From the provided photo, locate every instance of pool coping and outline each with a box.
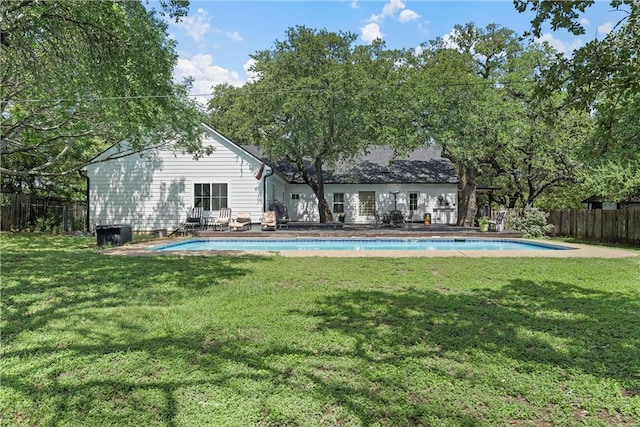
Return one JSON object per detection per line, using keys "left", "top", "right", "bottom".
{"left": 100, "top": 236, "right": 639, "bottom": 258}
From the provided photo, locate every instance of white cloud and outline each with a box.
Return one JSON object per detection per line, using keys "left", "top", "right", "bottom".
{"left": 580, "top": 17, "right": 590, "bottom": 25}
{"left": 597, "top": 21, "right": 614, "bottom": 34}
{"left": 175, "top": 8, "right": 211, "bottom": 43}
{"left": 351, "top": 0, "right": 358, "bottom": 8}
{"left": 440, "top": 29, "right": 461, "bottom": 50}
{"left": 225, "top": 31, "right": 242, "bottom": 41}
{"left": 536, "top": 33, "right": 583, "bottom": 56}
{"left": 382, "top": 0, "right": 405, "bottom": 17}
{"left": 174, "top": 54, "right": 245, "bottom": 102}
{"left": 369, "top": 0, "right": 409, "bottom": 23}
{"left": 399, "top": 9, "right": 420, "bottom": 23}
{"left": 360, "top": 23, "right": 384, "bottom": 43}
{"left": 243, "top": 58, "right": 259, "bottom": 83}
{"left": 364, "top": 0, "right": 418, "bottom": 41}
{"left": 368, "top": 13, "right": 384, "bottom": 23}
{"left": 413, "top": 44, "right": 426, "bottom": 57}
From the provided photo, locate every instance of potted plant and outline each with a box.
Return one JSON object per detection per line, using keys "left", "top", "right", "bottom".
{"left": 338, "top": 212, "right": 345, "bottom": 223}
{"left": 423, "top": 213, "right": 431, "bottom": 225}
{"left": 478, "top": 216, "right": 489, "bottom": 232}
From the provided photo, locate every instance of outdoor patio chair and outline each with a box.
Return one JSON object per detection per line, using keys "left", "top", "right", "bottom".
{"left": 380, "top": 212, "right": 391, "bottom": 227}
{"left": 488, "top": 210, "right": 507, "bottom": 232}
{"left": 269, "top": 200, "right": 290, "bottom": 230}
{"left": 213, "top": 208, "right": 232, "bottom": 231}
{"left": 404, "top": 210, "right": 414, "bottom": 228}
{"left": 389, "top": 210, "right": 404, "bottom": 228}
{"left": 373, "top": 210, "right": 381, "bottom": 226}
{"left": 229, "top": 212, "right": 252, "bottom": 231}
{"left": 277, "top": 218, "right": 289, "bottom": 230}
{"left": 261, "top": 211, "right": 277, "bottom": 231}
{"left": 183, "top": 207, "right": 203, "bottom": 233}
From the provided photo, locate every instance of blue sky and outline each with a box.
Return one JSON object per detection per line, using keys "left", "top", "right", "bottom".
{"left": 166, "top": 1, "right": 623, "bottom": 100}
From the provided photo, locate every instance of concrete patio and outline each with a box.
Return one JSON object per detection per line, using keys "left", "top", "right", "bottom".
{"left": 193, "top": 222, "right": 524, "bottom": 239}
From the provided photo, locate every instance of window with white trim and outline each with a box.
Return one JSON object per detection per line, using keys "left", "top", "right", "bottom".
{"left": 194, "top": 183, "right": 227, "bottom": 210}
{"left": 333, "top": 193, "right": 344, "bottom": 213}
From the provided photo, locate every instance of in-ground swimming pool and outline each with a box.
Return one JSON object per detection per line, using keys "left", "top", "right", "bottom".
{"left": 152, "top": 238, "right": 574, "bottom": 252}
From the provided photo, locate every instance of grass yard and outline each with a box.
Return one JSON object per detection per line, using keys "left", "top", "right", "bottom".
{"left": 1, "top": 233, "right": 639, "bottom": 426}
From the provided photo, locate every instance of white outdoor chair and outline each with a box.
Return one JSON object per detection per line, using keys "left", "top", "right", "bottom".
{"left": 488, "top": 210, "right": 507, "bottom": 232}
{"left": 213, "top": 208, "right": 232, "bottom": 231}
{"left": 229, "top": 212, "right": 252, "bottom": 231}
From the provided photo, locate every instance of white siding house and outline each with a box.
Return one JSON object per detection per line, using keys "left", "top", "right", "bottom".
{"left": 85, "top": 124, "right": 459, "bottom": 231}
{"left": 263, "top": 145, "right": 460, "bottom": 225}
{"left": 285, "top": 183, "right": 457, "bottom": 224}
{"left": 84, "top": 124, "right": 286, "bottom": 231}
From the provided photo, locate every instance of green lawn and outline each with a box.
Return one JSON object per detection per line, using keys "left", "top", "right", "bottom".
{"left": 2, "top": 234, "right": 639, "bottom": 426}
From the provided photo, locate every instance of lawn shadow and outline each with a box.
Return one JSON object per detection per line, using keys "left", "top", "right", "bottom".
{"left": 306, "top": 279, "right": 640, "bottom": 387}
{"left": 2, "top": 238, "right": 276, "bottom": 425}
{"left": 2, "top": 240, "right": 272, "bottom": 345}
{"left": 286, "top": 280, "right": 639, "bottom": 423}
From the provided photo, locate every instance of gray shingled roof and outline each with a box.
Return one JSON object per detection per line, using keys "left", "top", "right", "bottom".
{"left": 242, "top": 145, "right": 458, "bottom": 185}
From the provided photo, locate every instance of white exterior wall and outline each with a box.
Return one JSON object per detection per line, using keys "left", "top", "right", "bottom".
{"left": 284, "top": 183, "right": 458, "bottom": 224}
{"left": 265, "top": 174, "right": 288, "bottom": 212}
{"left": 86, "top": 131, "right": 286, "bottom": 231}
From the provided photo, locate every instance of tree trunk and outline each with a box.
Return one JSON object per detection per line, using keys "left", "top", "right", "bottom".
{"left": 457, "top": 164, "right": 479, "bottom": 227}
{"left": 314, "top": 158, "right": 333, "bottom": 223}
{"left": 294, "top": 156, "right": 334, "bottom": 223}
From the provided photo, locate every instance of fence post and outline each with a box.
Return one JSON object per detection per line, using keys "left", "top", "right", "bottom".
{"left": 63, "top": 205, "right": 68, "bottom": 232}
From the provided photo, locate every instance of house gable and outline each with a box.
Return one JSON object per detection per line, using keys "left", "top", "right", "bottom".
{"left": 85, "top": 124, "right": 284, "bottom": 231}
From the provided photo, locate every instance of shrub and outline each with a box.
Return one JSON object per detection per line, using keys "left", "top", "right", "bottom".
{"left": 508, "top": 207, "right": 554, "bottom": 238}
{"left": 34, "top": 216, "right": 62, "bottom": 233}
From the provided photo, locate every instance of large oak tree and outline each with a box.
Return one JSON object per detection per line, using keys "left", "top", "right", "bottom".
{"left": 208, "top": 26, "right": 414, "bottom": 222}
{"left": 412, "top": 23, "right": 591, "bottom": 224}
{"left": 412, "top": 23, "right": 523, "bottom": 226}
{"left": 484, "top": 44, "right": 590, "bottom": 209}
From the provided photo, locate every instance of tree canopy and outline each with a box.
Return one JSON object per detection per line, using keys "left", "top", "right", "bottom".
{"left": 515, "top": 0, "right": 640, "bottom": 201}
{"left": 1, "top": 0, "right": 204, "bottom": 195}
{"left": 409, "top": 22, "right": 592, "bottom": 223}
{"left": 209, "top": 23, "right": 595, "bottom": 223}
{"left": 413, "top": 24, "right": 525, "bottom": 224}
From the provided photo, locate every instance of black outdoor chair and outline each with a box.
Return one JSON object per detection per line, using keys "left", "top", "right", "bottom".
{"left": 389, "top": 210, "right": 404, "bottom": 228}
{"left": 269, "top": 200, "right": 290, "bottom": 230}
{"left": 183, "top": 207, "right": 203, "bottom": 232}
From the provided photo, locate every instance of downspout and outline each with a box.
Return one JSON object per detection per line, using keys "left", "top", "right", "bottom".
{"left": 79, "top": 169, "right": 90, "bottom": 232}
{"left": 262, "top": 167, "right": 274, "bottom": 212}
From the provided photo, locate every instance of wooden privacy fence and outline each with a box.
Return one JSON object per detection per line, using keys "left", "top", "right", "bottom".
{"left": 1, "top": 193, "right": 87, "bottom": 232}
{"left": 548, "top": 209, "right": 640, "bottom": 246}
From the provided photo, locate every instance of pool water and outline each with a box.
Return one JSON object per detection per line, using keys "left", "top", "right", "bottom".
{"left": 152, "top": 238, "right": 573, "bottom": 252}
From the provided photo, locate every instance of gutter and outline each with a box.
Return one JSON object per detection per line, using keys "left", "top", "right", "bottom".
{"left": 262, "top": 167, "right": 274, "bottom": 212}
{"left": 79, "top": 169, "right": 90, "bottom": 232}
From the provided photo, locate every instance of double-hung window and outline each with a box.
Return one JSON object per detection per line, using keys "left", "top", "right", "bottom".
{"left": 194, "top": 183, "right": 227, "bottom": 210}
{"left": 333, "top": 193, "right": 345, "bottom": 213}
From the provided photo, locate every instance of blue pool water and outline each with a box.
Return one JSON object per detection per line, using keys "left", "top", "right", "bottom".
{"left": 152, "top": 238, "right": 573, "bottom": 252}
